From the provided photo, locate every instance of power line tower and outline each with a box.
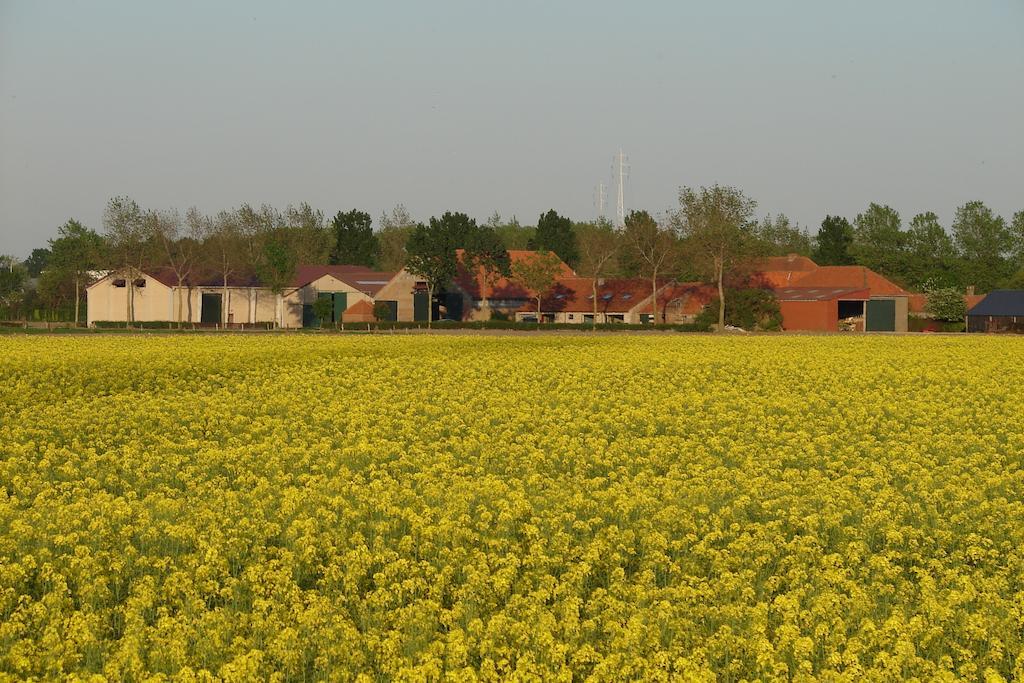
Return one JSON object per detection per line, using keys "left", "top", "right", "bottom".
{"left": 613, "top": 148, "right": 629, "bottom": 228}
{"left": 594, "top": 182, "right": 607, "bottom": 219}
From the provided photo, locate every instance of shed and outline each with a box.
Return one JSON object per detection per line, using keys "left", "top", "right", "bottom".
{"left": 967, "top": 290, "right": 1024, "bottom": 333}
{"left": 775, "top": 287, "right": 870, "bottom": 332}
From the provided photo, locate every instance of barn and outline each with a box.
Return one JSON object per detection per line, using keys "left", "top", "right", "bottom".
{"left": 967, "top": 290, "right": 1024, "bottom": 333}
{"left": 743, "top": 256, "right": 929, "bottom": 332}
{"left": 775, "top": 287, "right": 871, "bottom": 332}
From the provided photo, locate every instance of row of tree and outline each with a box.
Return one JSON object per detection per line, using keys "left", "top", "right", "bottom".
{"left": 3, "top": 191, "right": 1022, "bottom": 326}
{"left": 814, "top": 203, "right": 1024, "bottom": 292}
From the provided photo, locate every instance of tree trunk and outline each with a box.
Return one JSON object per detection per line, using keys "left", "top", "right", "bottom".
{"left": 716, "top": 260, "right": 726, "bottom": 331}
{"left": 651, "top": 270, "right": 659, "bottom": 325}
{"left": 427, "top": 284, "right": 434, "bottom": 329}
{"left": 177, "top": 278, "right": 184, "bottom": 329}
{"left": 536, "top": 296, "right": 542, "bottom": 323}
{"left": 74, "top": 278, "right": 80, "bottom": 326}
{"left": 592, "top": 278, "right": 598, "bottom": 330}
{"left": 128, "top": 274, "right": 135, "bottom": 328}
{"left": 222, "top": 279, "right": 228, "bottom": 326}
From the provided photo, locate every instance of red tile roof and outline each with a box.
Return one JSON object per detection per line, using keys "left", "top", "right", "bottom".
{"left": 749, "top": 254, "right": 820, "bottom": 289}
{"left": 290, "top": 265, "right": 397, "bottom": 295}
{"left": 790, "top": 266, "right": 909, "bottom": 296}
{"left": 658, "top": 282, "right": 718, "bottom": 315}
{"left": 516, "top": 277, "right": 657, "bottom": 314}
{"left": 454, "top": 250, "right": 575, "bottom": 300}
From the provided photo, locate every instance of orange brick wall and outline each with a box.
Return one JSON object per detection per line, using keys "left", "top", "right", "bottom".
{"left": 779, "top": 300, "right": 838, "bottom": 332}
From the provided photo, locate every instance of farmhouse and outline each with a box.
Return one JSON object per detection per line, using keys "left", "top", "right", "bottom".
{"left": 967, "top": 290, "right": 1024, "bottom": 333}
{"left": 512, "top": 278, "right": 716, "bottom": 325}
{"left": 452, "top": 250, "right": 576, "bottom": 321}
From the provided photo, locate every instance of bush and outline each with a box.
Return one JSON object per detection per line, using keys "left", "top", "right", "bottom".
{"left": 312, "top": 297, "right": 334, "bottom": 327}
{"left": 924, "top": 287, "right": 967, "bottom": 322}
{"left": 372, "top": 302, "right": 393, "bottom": 321}
{"left": 695, "top": 289, "right": 782, "bottom": 331}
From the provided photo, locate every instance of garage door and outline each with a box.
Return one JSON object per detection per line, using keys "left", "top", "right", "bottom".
{"left": 866, "top": 299, "right": 896, "bottom": 332}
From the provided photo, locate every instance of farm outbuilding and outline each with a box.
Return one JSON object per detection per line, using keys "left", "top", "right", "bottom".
{"left": 967, "top": 290, "right": 1024, "bottom": 333}
{"left": 86, "top": 268, "right": 275, "bottom": 327}
{"left": 774, "top": 265, "right": 910, "bottom": 332}
{"left": 775, "top": 287, "right": 870, "bottom": 332}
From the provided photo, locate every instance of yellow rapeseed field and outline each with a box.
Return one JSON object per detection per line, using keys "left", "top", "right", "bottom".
{"left": 1, "top": 334, "right": 1023, "bottom": 681}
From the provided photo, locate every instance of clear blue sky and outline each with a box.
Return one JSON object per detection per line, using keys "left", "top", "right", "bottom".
{"left": 1, "top": 1, "right": 1022, "bottom": 257}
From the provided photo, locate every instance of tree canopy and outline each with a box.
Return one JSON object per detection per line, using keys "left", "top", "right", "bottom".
{"left": 330, "top": 209, "right": 378, "bottom": 267}
{"left": 531, "top": 210, "right": 578, "bottom": 267}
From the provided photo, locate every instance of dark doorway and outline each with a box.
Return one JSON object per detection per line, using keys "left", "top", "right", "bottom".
{"left": 201, "top": 293, "right": 222, "bottom": 324}
{"left": 838, "top": 300, "right": 865, "bottom": 319}
{"left": 413, "top": 291, "right": 430, "bottom": 321}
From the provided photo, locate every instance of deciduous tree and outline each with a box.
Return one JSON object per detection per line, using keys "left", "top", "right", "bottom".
{"left": 575, "top": 218, "right": 620, "bottom": 328}
{"left": 814, "top": 215, "right": 855, "bottom": 266}
{"left": 531, "top": 210, "right": 578, "bottom": 267}
{"left": 759, "top": 214, "right": 812, "bottom": 256}
{"left": 47, "top": 219, "right": 104, "bottom": 324}
{"left": 952, "top": 200, "right": 1011, "bottom": 292}
{"left": 905, "top": 212, "right": 957, "bottom": 289}
{"left": 204, "top": 209, "right": 245, "bottom": 325}
{"left": 24, "top": 248, "right": 50, "bottom": 278}
{"left": 851, "top": 203, "right": 907, "bottom": 278}
{"left": 677, "top": 185, "right": 760, "bottom": 330}
{"left": 0, "top": 255, "right": 27, "bottom": 312}
{"left": 330, "top": 209, "right": 377, "bottom": 267}
{"left": 511, "top": 250, "right": 565, "bottom": 322}
{"left": 377, "top": 204, "right": 416, "bottom": 271}
{"left": 103, "top": 196, "right": 149, "bottom": 325}
{"left": 405, "top": 220, "right": 457, "bottom": 328}
{"left": 625, "top": 210, "right": 680, "bottom": 324}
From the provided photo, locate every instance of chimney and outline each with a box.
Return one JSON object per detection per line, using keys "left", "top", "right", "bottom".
{"left": 966, "top": 285, "right": 975, "bottom": 296}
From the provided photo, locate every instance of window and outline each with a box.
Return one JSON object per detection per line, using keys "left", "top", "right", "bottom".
{"left": 134, "top": 279, "right": 146, "bottom": 288}
{"left": 622, "top": 293, "right": 632, "bottom": 300}
{"left": 113, "top": 279, "right": 126, "bottom": 288}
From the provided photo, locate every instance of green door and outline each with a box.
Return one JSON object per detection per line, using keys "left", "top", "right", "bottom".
{"left": 316, "top": 292, "right": 332, "bottom": 325}
{"left": 302, "top": 304, "right": 317, "bottom": 328}
{"left": 201, "top": 293, "right": 222, "bottom": 324}
{"left": 377, "top": 300, "right": 398, "bottom": 321}
{"left": 413, "top": 291, "right": 430, "bottom": 321}
{"left": 443, "top": 292, "right": 463, "bottom": 321}
{"left": 333, "top": 293, "right": 347, "bottom": 323}
{"left": 865, "top": 299, "right": 896, "bottom": 332}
